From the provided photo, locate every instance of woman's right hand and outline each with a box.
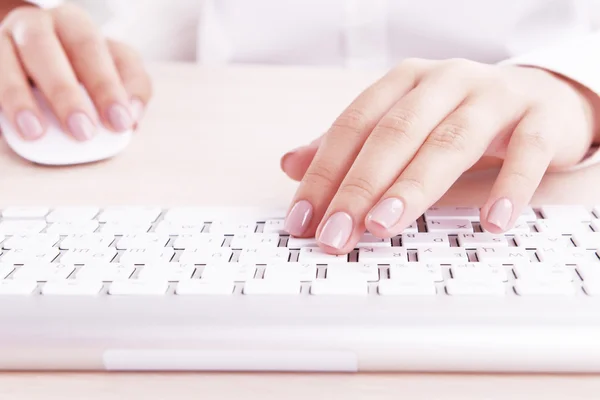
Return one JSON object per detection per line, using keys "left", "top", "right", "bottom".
{"left": 0, "top": 3, "right": 152, "bottom": 140}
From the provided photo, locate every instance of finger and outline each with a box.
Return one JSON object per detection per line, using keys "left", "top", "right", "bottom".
{"left": 314, "top": 71, "right": 471, "bottom": 253}
{"left": 365, "top": 93, "right": 526, "bottom": 238}
{"left": 107, "top": 40, "right": 153, "bottom": 123}
{"left": 0, "top": 29, "right": 46, "bottom": 140}
{"left": 480, "top": 108, "right": 555, "bottom": 233}
{"left": 283, "top": 59, "right": 431, "bottom": 238}
{"left": 51, "top": 4, "right": 133, "bottom": 132}
{"left": 281, "top": 136, "right": 323, "bottom": 181}
{"left": 5, "top": 7, "right": 97, "bottom": 141}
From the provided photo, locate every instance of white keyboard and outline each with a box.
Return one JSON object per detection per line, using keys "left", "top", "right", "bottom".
{"left": 2, "top": 205, "right": 600, "bottom": 372}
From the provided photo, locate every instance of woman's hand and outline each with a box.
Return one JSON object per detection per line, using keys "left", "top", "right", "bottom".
{"left": 281, "top": 58, "right": 600, "bottom": 254}
{"left": 0, "top": 4, "right": 152, "bottom": 140}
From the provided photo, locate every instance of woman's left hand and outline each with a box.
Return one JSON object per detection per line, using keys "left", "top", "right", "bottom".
{"left": 280, "top": 58, "right": 600, "bottom": 254}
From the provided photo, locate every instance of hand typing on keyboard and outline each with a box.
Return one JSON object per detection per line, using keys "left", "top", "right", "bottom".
{"left": 280, "top": 59, "right": 600, "bottom": 254}
{"left": 0, "top": 4, "right": 150, "bottom": 140}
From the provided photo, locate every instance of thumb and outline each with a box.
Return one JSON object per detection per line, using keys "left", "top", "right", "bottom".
{"left": 280, "top": 136, "right": 323, "bottom": 181}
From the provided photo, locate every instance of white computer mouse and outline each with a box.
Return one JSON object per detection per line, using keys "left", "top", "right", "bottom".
{"left": 0, "top": 88, "right": 132, "bottom": 166}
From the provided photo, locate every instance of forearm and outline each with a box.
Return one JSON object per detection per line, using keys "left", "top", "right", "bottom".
{"left": 0, "top": 0, "right": 29, "bottom": 21}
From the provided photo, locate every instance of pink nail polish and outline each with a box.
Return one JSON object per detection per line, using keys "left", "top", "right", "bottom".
{"left": 107, "top": 103, "right": 134, "bottom": 131}
{"left": 318, "top": 212, "right": 353, "bottom": 250}
{"left": 15, "top": 110, "right": 43, "bottom": 140}
{"left": 487, "top": 198, "right": 513, "bottom": 230}
{"left": 67, "top": 112, "right": 96, "bottom": 141}
{"left": 284, "top": 200, "right": 313, "bottom": 236}
{"left": 367, "top": 198, "right": 405, "bottom": 229}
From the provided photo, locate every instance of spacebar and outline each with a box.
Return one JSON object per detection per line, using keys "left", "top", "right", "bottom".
{"left": 103, "top": 349, "right": 358, "bottom": 372}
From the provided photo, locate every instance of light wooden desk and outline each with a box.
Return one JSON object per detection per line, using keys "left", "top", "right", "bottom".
{"left": 1, "top": 63, "right": 599, "bottom": 399}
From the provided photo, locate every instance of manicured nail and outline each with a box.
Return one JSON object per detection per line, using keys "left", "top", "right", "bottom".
{"left": 284, "top": 200, "right": 313, "bottom": 236}
{"left": 67, "top": 112, "right": 96, "bottom": 141}
{"left": 487, "top": 198, "right": 513, "bottom": 230}
{"left": 107, "top": 103, "right": 134, "bottom": 131}
{"left": 281, "top": 147, "right": 301, "bottom": 171}
{"left": 15, "top": 110, "right": 43, "bottom": 140}
{"left": 130, "top": 98, "right": 145, "bottom": 122}
{"left": 367, "top": 198, "right": 405, "bottom": 229}
{"left": 318, "top": 212, "right": 353, "bottom": 250}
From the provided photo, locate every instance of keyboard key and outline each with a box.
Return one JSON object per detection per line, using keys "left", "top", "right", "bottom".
{"left": 536, "top": 248, "right": 599, "bottom": 264}
{"left": 0, "top": 220, "right": 46, "bottom": 235}
{"left": 417, "top": 247, "right": 468, "bottom": 263}
{"left": 97, "top": 207, "right": 162, "bottom": 223}
{"left": 594, "top": 206, "right": 600, "bottom": 219}
{"left": 209, "top": 221, "right": 257, "bottom": 234}
{"left": 3, "top": 233, "right": 60, "bottom": 250}
{"left": 425, "top": 207, "right": 480, "bottom": 221}
{"left": 263, "top": 263, "right": 317, "bottom": 281}
{"left": 456, "top": 233, "right": 508, "bottom": 248}
{"left": 389, "top": 263, "right": 443, "bottom": 282}
{"left": 534, "top": 220, "right": 591, "bottom": 234}
{"left": 540, "top": 205, "right": 592, "bottom": 221}
{"left": 0, "top": 264, "right": 15, "bottom": 278}
{"left": 576, "top": 264, "right": 600, "bottom": 283}
{"left": 201, "top": 263, "right": 256, "bottom": 281}
{"left": 238, "top": 247, "right": 290, "bottom": 263}
{"left": 99, "top": 222, "right": 151, "bottom": 235}
{"left": 230, "top": 233, "right": 280, "bottom": 248}
{"left": 137, "top": 263, "right": 195, "bottom": 281}
{"left": 310, "top": 280, "right": 368, "bottom": 295}
{"left": 0, "top": 279, "right": 37, "bottom": 295}
{"left": 513, "top": 263, "right": 572, "bottom": 283}
{"left": 76, "top": 263, "right": 135, "bottom": 281}
{"left": 2, "top": 248, "right": 60, "bottom": 264}
{"left": 476, "top": 247, "right": 530, "bottom": 263}
{"left": 514, "top": 233, "right": 572, "bottom": 248}
{"left": 426, "top": 219, "right": 473, "bottom": 233}
{"left": 482, "top": 222, "right": 531, "bottom": 234}
{"left": 592, "top": 219, "right": 600, "bottom": 233}
{"left": 61, "top": 248, "right": 117, "bottom": 264}
{"left": 120, "top": 248, "right": 175, "bottom": 264}
{"left": 377, "top": 280, "right": 436, "bottom": 295}
{"left": 2, "top": 207, "right": 49, "bottom": 219}
{"left": 358, "top": 247, "right": 407, "bottom": 263}
{"left": 356, "top": 233, "right": 391, "bottom": 247}
{"left": 243, "top": 280, "right": 300, "bottom": 295}
{"left": 178, "top": 248, "right": 233, "bottom": 264}
{"left": 59, "top": 234, "right": 114, "bottom": 250}
{"left": 287, "top": 237, "right": 319, "bottom": 248}
{"left": 42, "top": 280, "right": 103, "bottom": 296}
{"left": 446, "top": 280, "right": 505, "bottom": 296}
{"left": 154, "top": 221, "right": 205, "bottom": 235}
{"left": 514, "top": 280, "right": 576, "bottom": 296}
{"left": 116, "top": 234, "right": 170, "bottom": 250}
{"left": 516, "top": 207, "right": 538, "bottom": 224}
{"left": 401, "top": 222, "right": 419, "bottom": 233}
{"left": 47, "top": 221, "right": 99, "bottom": 235}
{"left": 573, "top": 232, "right": 600, "bottom": 249}
{"left": 401, "top": 233, "right": 449, "bottom": 248}
{"left": 262, "top": 219, "right": 286, "bottom": 234}
{"left": 12, "top": 264, "right": 75, "bottom": 281}
{"left": 175, "top": 280, "right": 234, "bottom": 295}
{"left": 298, "top": 247, "right": 348, "bottom": 263}
{"left": 325, "top": 263, "right": 379, "bottom": 281}
{"left": 583, "top": 280, "right": 600, "bottom": 296}
{"left": 109, "top": 280, "right": 169, "bottom": 295}
{"left": 46, "top": 207, "right": 99, "bottom": 222}
{"left": 451, "top": 263, "right": 507, "bottom": 282}
{"left": 172, "top": 234, "right": 224, "bottom": 250}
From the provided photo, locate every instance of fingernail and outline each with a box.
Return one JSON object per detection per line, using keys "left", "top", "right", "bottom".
{"left": 67, "top": 112, "right": 96, "bottom": 141}
{"left": 367, "top": 198, "right": 405, "bottom": 229}
{"left": 487, "top": 198, "right": 513, "bottom": 230}
{"left": 281, "top": 148, "right": 301, "bottom": 171}
{"left": 284, "top": 200, "right": 313, "bottom": 236}
{"left": 15, "top": 110, "right": 44, "bottom": 140}
{"left": 318, "top": 212, "right": 353, "bottom": 250}
{"left": 107, "top": 103, "right": 134, "bottom": 131}
{"left": 130, "top": 98, "right": 145, "bottom": 122}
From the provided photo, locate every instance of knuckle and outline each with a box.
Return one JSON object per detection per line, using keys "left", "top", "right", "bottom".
{"left": 88, "top": 79, "right": 120, "bottom": 100}
{"left": 5, "top": 8, "right": 53, "bottom": 41}
{"left": 302, "top": 161, "right": 338, "bottom": 189}
{"left": 372, "top": 109, "right": 419, "bottom": 146}
{"left": 338, "top": 177, "right": 378, "bottom": 203}
{"left": 516, "top": 130, "right": 551, "bottom": 154}
{"left": 330, "top": 107, "right": 370, "bottom": 138}
{"left": 398, "top": 176, "right": 426, "bottom": 198}
{"left": 504, "top": 168, "right": 533, "bottom": 188}
{"left": 47, "top": 83, "right": 81, "bottom": 108}
{"left": 426, "top": 121, "right": 470, "bottom": 153}
{"left": 0, "top": 84, "right": 26, "bottom": 105}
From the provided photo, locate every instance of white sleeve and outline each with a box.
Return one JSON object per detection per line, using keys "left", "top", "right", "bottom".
{"left": 500, "top": 30, "right": 600, "bottom": 171}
